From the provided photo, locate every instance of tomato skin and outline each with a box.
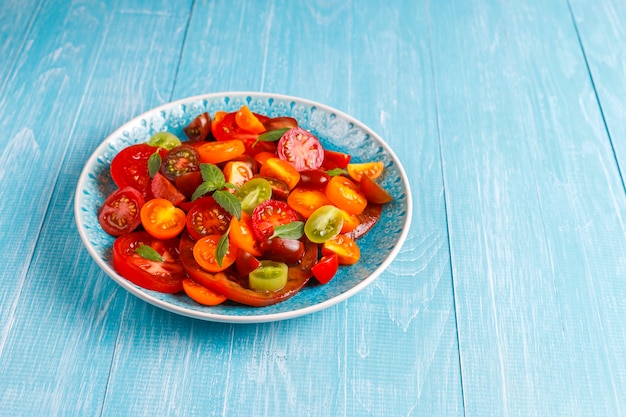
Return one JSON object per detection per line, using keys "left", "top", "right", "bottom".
{"left": 235, "top": 105, "right": 266, "bottom": 134}
{"left": 359, "top": 175, "right": 393, "bottom": 204}
{"left": 322, "top": 234, "right": 361, "bottom": 265}
{"left": 287, "top": 187, "right": 332, "bottom": 218}
{"left": 185, "top": 196, "right": 232, "bottom": 240}
{"left": 184, "top": 112, "right": 212, "bottom": 142}
{"left": 277, "top": 128, "right": 324, "bottom": 171}
{"left": 193, "top": 234, "right": 238, "bottom": 273}
{"left": 110, "top": 143, "right": 161, "bottom": 199}
{"left": 344, "top": 203, "right": 383, "bottom": 239}
{"left": 346, "top": 161, "right": 384, "bottom": 182}
{"left": 182, "top": 278, "right": 227, "bottom": 305}
{"left": 179, "top": 232, "right": 312, "bottom": 307}
{"left": 160, "top": 144, "right": 201, "bottom": 182}
{"left": 322, "top": 149, "right": 351, "bottom": 170}
{"left": 196, "top": 140, "right": 246, "bottom": 164}
{"left": 311, "top": 253, "right": 339, "bottom": 284}
{"left": 259, "top": 157, "right": 300, "bottom": 190}
{"left": 151, "top": 172, "right": 186, "bottom": 206}
{"left": 251, "top": 199, "right": 300, "bottom": 241}
{"left": 140, "top": 198, "right": 187, "bottom": 240}
{"left": 99, "top": 186, "right": 144, "bottom": 236}
{"left": 113, "top": 231, "right": 186, "bottom": 293}
{"left": 297, "top": 169, "right": 330, "bottom": 189}
{"left": 325, "top": 175, "right": 368, "bottom": 215}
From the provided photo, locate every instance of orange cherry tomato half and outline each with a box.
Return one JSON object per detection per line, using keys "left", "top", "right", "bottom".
{"left": 229, "top": 212, "right": 262, "bottom": 257}
{"left": 223, "top": 160, "right": 254, "bottom": 188}
{"left": 359, "top": 175, "right": 393, "bottom": 204}
{"left": 211, "top": 110, "right": 227, "bottom": 137}
{"left": 311, "top": 253, "right": 339, "bottom": 284}
{"left": 140, "top": 198, "right": 186, "bottom": 240}
{"left": 321, "top": 234, "right": 361, "bottom": 265}
{"left": 346, "top": 161, "right": 384, "bottom": 182}
{"left": 253, "top": 151, "right": 276, "bottom": 166}
{"left": 339, "top": 210, "right": 360, "bottom": 233}
{"left": 193, "top": 234, "right": 238, "bottom": 273}
{"left": 196, "top": 139, "right": 245, "bottom": 164}
{"left": 287, "top": 187, "right": 332, "bottom": 218}
{"left": 235, "top": 105, "right": 266, "bottom": 134}
{"left": 325, "top": 175, "right": 368, "bottom": 215}
{"left": 259, "top": 157, "right": 300, "bottom": 190}
{"left": 182, "top": 278, "right": 227, "bottom": 306}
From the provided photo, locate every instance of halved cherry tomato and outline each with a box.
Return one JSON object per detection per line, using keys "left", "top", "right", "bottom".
{"left": 196, "top": 139, "right": 245, "bottom": 164}
{"left": 304, "top": 205, "right": 344, "bottom": 243}
{"left": 359, "top": 174, "right": 393, "bottom": 204}
{"left": 148, "top": 132, "right": 181, "bottom": 150}
{"left": 160, "top": 144, "right": 201, "bottom": 182}
{"left": 182, "top": 278, "right": 227, "bottom": 305}
{"left": 235, "top": 177, "right": 272, "bottom": 214}
{"left": 235, "top": 105, "right": 266, "bottom": 134}
{"left": 254, "top": 175, "right": 291, "bottom": 200}
{"left": 211, "top": 110, "right": 227, "bottom": 137}
{"left": 179, "top": 232, "right": 312, "bottom": 306}
{"left": 110, "top": 143, "right": 162, "bottom": 199}
{"left": 223, "top": 160, "right": 254, "bottom": 188}
{"left": 99, "top": 186, "right": 144, "bottom": 236}
{"left": 193, "top": 234, "right": 238, "bottom": 273}
{"left": 277, "top": 128, "right": 324, "bottom": 171}
{"left": 287, "top": 187, "right": 332, "bottom": 218}
{"left": 260, "top": 238, "right": 305, "bottom": 264}
{"left": 235, "top": 250, "right": 261, "bottom": 277}
{"left": 322, "top": 234, "right": 361, "bottom": 265}
{"left": 345, "top": 204, "right": 383, "bottom": 239}
{"left": 259, "top": 157, "right": 300, "bottom": 190}
{"left": 322, "top": 149, "right": 351, "bottom": 170}
{"left": 262, "top": 116, "right": 298, "bottom": 131}
{"left": 151, "top": 172, "right": 186, "bottom": 206}
{"left": 185, "top": 196, "right": 232, "bottom": 240}
{"left": 229, "top": 212, "right": 262, "bottom": 257}
{"left": 213, "top": 112, "right": 274, "bottom": 157}
{"left": 297, "top": 169, "right": 330, "bottom": 189}
{"left": 339, "top": 210, "right": 360, "bottom": 234}
{"left": 325, "top": 175, "right": 368, "bottom": 215}
{"left": 311, "top": 253, "right": 339, "bottom": 284}
{"left": 113, "top": 231, "right": 186, "bottom": 293}
{"left": 346, "top": 161, "right": 384, "bottom": 182}
{"left": 253, "top": 151, "right": 276, "bottom": 166}
{"left": 184, "top": 112, "right": 212, "bottom": 142}
{"left": 140, "top": 198, "right": 187, "bottom": 240}
{"left": 248, "top": 260, "right": 288, "bottom": 291}
{"left": 251, "top": 199, "right": 299, "bottom": 241}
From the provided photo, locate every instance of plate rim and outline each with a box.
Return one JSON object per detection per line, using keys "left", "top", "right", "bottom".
{"left": 74, "top": 91, "right": 413, "bottom": 324}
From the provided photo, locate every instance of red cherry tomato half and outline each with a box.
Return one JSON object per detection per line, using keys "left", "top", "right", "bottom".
{"left": 311, "top": 253, "right": 339, "bottom": 284}
{"left": 112, "top": 231, "right": 186, "bottom": 293}
{"left": 185, "top": 196, "right": 232, "bottom": 240}
{"left": 359, "top": 175, "right": 393, "bottom": 204}
{"left": 110, "top": 143, "right": 161, "bottom": 199}
{"left": 234, "top": 250, "right": 262, "bottom": 277}
{"left": 251, "top": 199, "right": 299, "bottom": 241}
{"left": 184, "top": 112, "right": 212, "bottom": 142}
{"left": 151, "top": 172, "right": 186, "bottom": 206}
{"left": 262, "top": 116, "right": 298, "bottom": 131}
{"left": 277, "top": 128, "right": 324, "bottom": 171}
{"left": 98, "top": 186, "right": 145, "bottom": 236}
{"left": 322, "top": 149, "right": 351, "bottom": 170}
{"left": 175, "top": 171, "right": 203, "bottom": 201}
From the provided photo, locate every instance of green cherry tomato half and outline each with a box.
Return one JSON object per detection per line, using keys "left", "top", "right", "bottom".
{"left": 235, "top": 177, "right": 272, "bottom": 214}
{"left": 304, "top": 205, "right": 344, "bottom": 243}
{"left": 249, "top": 260, "right": 289, "bottom": 292}
{"left": 148, "top": 132, "right": 182, "bottom": 150}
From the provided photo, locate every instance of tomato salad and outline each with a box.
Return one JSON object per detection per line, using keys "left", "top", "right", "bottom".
{"left": 98, "top": 105, "right": 393, "bottom": 307}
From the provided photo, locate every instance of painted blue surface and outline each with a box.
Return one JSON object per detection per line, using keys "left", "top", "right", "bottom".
{"left": 0, "top": 0, "right": 625, "bottom": 416}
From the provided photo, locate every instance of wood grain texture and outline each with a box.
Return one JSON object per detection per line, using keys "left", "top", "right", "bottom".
{"left": 429, "top": 0, "right": 626, "bottom": 415}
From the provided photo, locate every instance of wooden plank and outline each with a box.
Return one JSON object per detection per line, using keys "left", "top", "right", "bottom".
{"left": 0, "top": 0, "right": 40, "bottom": 90}
{"left": 100, "top": 1, "right": 463, "bottom": 416}
{"left": 429, "top": 0, "right": 626, "bottom": 415}
{"left": 0, "top": 1, "right": 193, "bottom": 415}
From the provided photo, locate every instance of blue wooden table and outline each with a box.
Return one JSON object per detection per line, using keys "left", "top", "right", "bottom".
{"left": 2, "top": 0, "right": 626, "bottom": 415}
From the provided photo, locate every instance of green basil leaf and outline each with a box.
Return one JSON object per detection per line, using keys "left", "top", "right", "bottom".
{"left": 253, "top": 128, "right": 290, "bottom": 147}
{"left": 215, "top": 230, "right": 230, "bottom": 267}
{"left": 326, "top": 168, "right": 347, "bottom": 177}
{"left": 224, "top": 182, "right": 238, "bottom": 190}
{"left": 148, "top": 152, "right": 162, "bottom": 178}
{"left": 136, "top": 244, "right": 163, "bottom": 262}
{"left": 199, "top": 163, "right": 225, "bottom": 189}
{"left": 213, "top": 190, "right": 242, "bottom": 220}
{"left": 270, "top": 221, "right": 305, "bottom": 240}
{"left": 191, "top": 181, "right": 217, "bottom": 201}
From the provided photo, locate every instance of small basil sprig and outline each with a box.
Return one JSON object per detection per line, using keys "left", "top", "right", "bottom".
{"left": 253, "top": 128, "right": 290, "bottom": 147}
{"left": 192, "top": 163, "right": 242, "bottom": 220}
{"left": 136, "top": 244, "right": 163, "bottom": 262}
{"left": 215, "top": 228, "right": 231, "bottom": 268}
{"left": 148, "top": 151, "right": 162, "bottom": 178}
{"left": 270, "top": 221, "right": 305, "bottom": 240}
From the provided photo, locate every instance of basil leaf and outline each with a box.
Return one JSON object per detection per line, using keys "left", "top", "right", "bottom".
{"left": 326, "top": 168, "right": 347, "bottom": 177}
{"left": 224, "top": 182, "right": 238, "bottom": 190}
{"left": 253, "top": 128, "right": 290, "bottom": 147}
{"left": 148, "top": 151, "right": 162, "bottom": 178}
{"left": 191, "top": 181, "right": 217, "bottom": 201}
{"left": 213, "top": 190, "right": 242, "bottom": 220}
{"left": 199, "top": 163, "right": 225, "bottom": 189}
{"left": 270, "top": 221, "right": 305, "bottom": 240}
{"left": 136, "top": 244, "right": 163, "bottom": 262}
{"left": 215, "top": 231, "right": 230, "bottom": 267}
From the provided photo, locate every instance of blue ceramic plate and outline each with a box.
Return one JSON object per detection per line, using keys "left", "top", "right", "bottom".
{"left": 75, "top": 92, "right": 412, "bottom": 323}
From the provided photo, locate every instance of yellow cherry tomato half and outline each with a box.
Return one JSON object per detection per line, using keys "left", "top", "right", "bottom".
{"left": 140, "top": 198, "right": 186, "bottom": 240}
